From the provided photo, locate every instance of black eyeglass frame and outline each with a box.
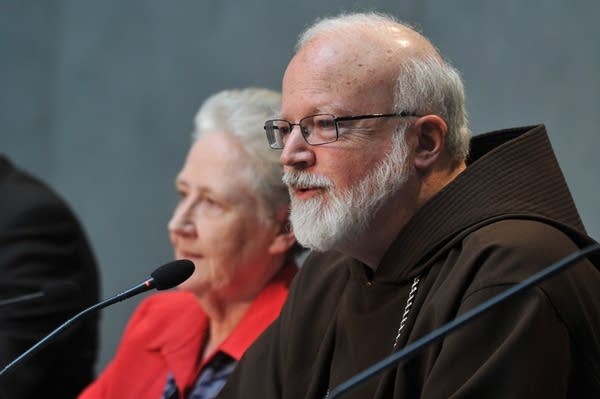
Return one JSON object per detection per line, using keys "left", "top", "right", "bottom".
{"left": 264, "top": 111, "right": 420, "bottom": 149}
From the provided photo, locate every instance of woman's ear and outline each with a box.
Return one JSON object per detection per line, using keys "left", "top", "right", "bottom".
{"left": 268, "top": 207, "right": 297, "bottom": 255}
{"left": 412, "top": 115, "right": 447, "bottom": 171}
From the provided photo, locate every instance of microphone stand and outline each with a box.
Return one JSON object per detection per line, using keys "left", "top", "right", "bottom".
{"left": 0, "top": 279, "right": 153, "bottom": 378}
{"left": 0, "top": 292, "right": 44, "bottom": 307}
{"left": 327, "top": 243, "right": 600, "bottom": 399}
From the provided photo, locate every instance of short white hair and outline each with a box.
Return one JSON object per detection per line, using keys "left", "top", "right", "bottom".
{"left": 297, "top": 12, "right": 470, "bottom": 163}
{"left": 192, "top": 88, "right": 289, "bottom": 219}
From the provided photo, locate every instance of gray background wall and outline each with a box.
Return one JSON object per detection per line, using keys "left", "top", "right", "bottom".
{"left": 1, "top": 0, "right": 598, "bottom": 373}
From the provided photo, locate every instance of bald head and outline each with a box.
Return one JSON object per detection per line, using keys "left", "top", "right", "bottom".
{"left": 284, "top": 12, "right": 470, "bottom": 163}
{"left": 297, "top": 13, "right": 442, "bottom": 61}
{"left": 302, "top": 16, "right": 440, "bottom": 89}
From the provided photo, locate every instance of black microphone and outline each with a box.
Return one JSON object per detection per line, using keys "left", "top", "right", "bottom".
{"left": 0, "top": 259, "right": 195, "bottom": 378}
{"left": 0, "top": 281, "right": 81, "bottom": 308}
{"left": 327, "top": 243, "right": 600, "bottom": 399}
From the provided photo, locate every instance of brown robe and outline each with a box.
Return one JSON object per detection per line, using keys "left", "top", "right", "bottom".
{"left": 218, "top": 125, "right": 600, "bottom": 398}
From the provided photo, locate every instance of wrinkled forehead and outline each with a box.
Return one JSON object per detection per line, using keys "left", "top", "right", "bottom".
{"left": 298, "top": 34, "right": 400, "bottom": 78}
{"left": 282, "top": 37, "right": 399, "bottom": 114}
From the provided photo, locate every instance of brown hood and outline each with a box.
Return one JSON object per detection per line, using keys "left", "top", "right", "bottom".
{"left": 376, "top": 124, "right": 594, "bottom": 283}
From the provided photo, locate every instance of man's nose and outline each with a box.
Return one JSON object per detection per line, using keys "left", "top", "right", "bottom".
{"left": 280, "top": 125, "right": 316, "bottom": 169}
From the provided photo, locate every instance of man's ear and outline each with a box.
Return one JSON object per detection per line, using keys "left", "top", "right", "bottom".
{"left": 412, "top": 115, "right": 447, "bottom": 171}
{"left": 268, "top": 207, "right": 297, "bottom": 255}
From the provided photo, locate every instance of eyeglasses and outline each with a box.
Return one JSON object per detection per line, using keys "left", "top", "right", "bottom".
{"left": 264, "top": 112, "right": 419, "bottom": 149}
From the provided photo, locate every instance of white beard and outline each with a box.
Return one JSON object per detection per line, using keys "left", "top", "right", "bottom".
{"left": 283, "top": 130, "right": 411, "bottom": 252}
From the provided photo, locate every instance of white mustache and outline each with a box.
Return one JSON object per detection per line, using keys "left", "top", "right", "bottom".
{"left": 282, "top": 171, "right": 334, "bottom": 190}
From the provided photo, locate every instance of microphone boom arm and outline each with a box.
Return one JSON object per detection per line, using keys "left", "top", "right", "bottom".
{"left": 0, "top": 292, "right": 44, "bottom": 307}
{"left": 0, "top": 280, "right": 153, "bottom": 378}
{"left": 0, "top": 259, "right": 194, "bottom": 378}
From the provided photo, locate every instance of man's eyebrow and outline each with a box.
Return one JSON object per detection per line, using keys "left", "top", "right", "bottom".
{"left": 279, "top": 104, "right": 357, "bottom": 119}
{"left": 330, "top": 103, "right": 357, "bottom": 115}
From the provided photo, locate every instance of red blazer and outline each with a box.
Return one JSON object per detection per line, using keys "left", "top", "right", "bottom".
{"left": 79, "top": 264, "right": 296, "bottom": 399}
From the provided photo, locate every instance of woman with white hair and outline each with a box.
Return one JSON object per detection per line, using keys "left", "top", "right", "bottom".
{"left": 79, "top": 88, "right": 298, "bottom": 399}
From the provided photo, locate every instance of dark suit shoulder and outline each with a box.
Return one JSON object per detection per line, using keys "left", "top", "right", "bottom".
{"left": 0, "top": 158, "right": 76, "bottom": 226}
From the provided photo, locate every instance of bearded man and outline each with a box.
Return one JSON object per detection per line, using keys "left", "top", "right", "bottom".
{"left": 218, "top": 12, "right": 600, "bottom": 398}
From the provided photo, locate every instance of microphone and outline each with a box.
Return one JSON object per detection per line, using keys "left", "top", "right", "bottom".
{"left": 327, "top": 243, "right": 600, "bottom": 399}
{"left": 0, "top": 259, "right": 194, "bottom": 378}
{"left": 0, "top": 281, "right": 81, "bottom": 308}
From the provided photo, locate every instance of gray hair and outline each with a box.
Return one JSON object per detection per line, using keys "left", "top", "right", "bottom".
{"left": 192, "top": 88, "right": 289, "bottom": 220}
{"left": 297, "top": 12, "right": 470, "bottom": 164}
